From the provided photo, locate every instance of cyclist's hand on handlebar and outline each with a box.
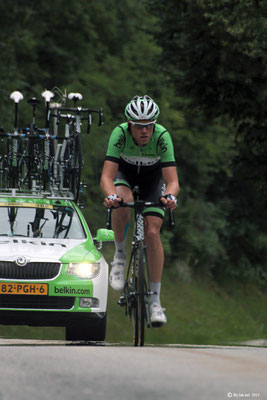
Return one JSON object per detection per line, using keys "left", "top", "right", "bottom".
{"left": 104, "top": 194, "right": 123, "bottom": 208}
{"left": 161, "top": 194, "right": 177, "bottom": 210}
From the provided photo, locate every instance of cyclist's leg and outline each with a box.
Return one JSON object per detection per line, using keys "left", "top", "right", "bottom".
{"left": 113, "top": 183, "right": 133, "bottom": 242}
{"left": 144, "top": 215, "right": 164, "bottom": 283}
{"left": 109, "top": 173, "right": 133, "bottom": 290}
{"left": 144, "top": 214, "right": 167, "bottom": 326}
{"left": 141, "top": 173, "right": 167, "bottom": 325}
{"left": 141, "top": 172, "right": 165, "bottom": 285}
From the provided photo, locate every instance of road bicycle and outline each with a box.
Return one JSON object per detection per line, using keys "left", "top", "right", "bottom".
{"left": 6, "top": 91, "right": 24, "bottom": 189}
{"left": 41, "top": 90, "right": 55, "bottom": 192}
{"left": 0, "top": 128, "right": 6, "bottom": 188}
{"left": 53, "top": 92, "right": 103, "bottom": 202}
{"left": 106, "top": 188, "right": 174, "bottom": 346}
{"left": 0, "top": 91, "right": 55, "bottom": 193}
{"left": 0, "top": 89, "right": 103, "bottom": 202}
{"left": 23, "top": 96, "right": 45, "bottom": 190}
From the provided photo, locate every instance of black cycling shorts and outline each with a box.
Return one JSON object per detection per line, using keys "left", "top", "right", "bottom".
{"left": 114, "top": 167, "right": 165, "bottom": 219}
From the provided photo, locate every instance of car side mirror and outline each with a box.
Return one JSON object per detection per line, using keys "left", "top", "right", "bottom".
{"left": 93, "top": 228, "right": 114, "bottom": 250}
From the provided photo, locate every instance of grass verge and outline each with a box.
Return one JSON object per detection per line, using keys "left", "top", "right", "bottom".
{"left": 1, "top": 272, "right": 266, "bottom": 345}
{"left": 106, "top": 271, "right": 267, "bottom": 345}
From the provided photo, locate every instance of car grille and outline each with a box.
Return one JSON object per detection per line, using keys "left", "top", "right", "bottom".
{"left": 0, "top": 295, "right": 74, "bottom": 309}
{"left": 0, "top": 262, "right": 61, "bottom": 280}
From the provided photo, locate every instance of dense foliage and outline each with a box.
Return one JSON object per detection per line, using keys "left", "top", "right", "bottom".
{"left": 148, "top": 0, "right": 267, "bottom": 283}
{"left": 0, "top": 0, "right": 266, "bottom": 284}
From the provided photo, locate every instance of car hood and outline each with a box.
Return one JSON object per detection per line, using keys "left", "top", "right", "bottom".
{"left": 0, "top": 237, "right": 95, "bottom": 263}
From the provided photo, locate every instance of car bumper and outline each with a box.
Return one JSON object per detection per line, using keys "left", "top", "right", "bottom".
{"left": 0, "top": 309, "right": 106, "bottom": 327}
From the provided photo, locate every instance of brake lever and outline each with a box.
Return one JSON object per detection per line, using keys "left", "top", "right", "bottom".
{"left": 87, "top": 113, "right": 92, "bottom": 134}
{"left": 169, "top": 209, "right": 175, "bottom": 229}
{"left": 98, "top": 108, "right": 104, "bottom": 126}
{"left": 106, "top": 208, "right": 112, "bottom": 230}
{"left": 160, "top": 197, "right": 175, "bottom": 229}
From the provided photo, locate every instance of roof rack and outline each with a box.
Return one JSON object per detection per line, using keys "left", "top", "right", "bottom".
{"left": 0, "top": 188, "right": 75, "bottom": 200}
{"left": 0, "top": 88, "right": 104, "bottom": 203}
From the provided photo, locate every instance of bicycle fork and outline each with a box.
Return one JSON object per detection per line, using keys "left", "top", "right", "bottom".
{"left": 118, "top": 213, "right": 152, "bottom": 328}
{"left": 135, "top": 212, "right": 154, "bottom": 328}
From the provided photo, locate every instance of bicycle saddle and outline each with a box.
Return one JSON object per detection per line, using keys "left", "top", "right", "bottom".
{"left": 27, "top": 97, "right": 41, "bottom": 106}
{"left": 10, "top": 91, "right": 24, "bottom": 103}
{"left": 41, "top": 90, "right": 54, "bottom": 102}
{"left": 68, "top": 92, "right": 83, "bottom": 101}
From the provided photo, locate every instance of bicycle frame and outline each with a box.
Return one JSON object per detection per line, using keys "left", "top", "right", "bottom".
{"left": 7, "top": 91, "right": 24, "bottom": 189}
{"left": 108, "top": 198, "right": 162, "bottom": 346}
{"left": 125, "top": 202, "right": 150, "bottom": 291}
{"left": 125, "top": 205, "right": 152, "bottom": 346}
{"left": 42, "top": 91, "right": 55, "bottom": 191}
{"left": 106, "top": 192, "right": 174, "bottom": 346}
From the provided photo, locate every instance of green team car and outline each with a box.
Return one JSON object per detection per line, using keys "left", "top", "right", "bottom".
{"left": 0, "top": 194, "right": 113, "bottom": 341}
{"left": 0, "top": 89, "right": 111, "bottom": 341}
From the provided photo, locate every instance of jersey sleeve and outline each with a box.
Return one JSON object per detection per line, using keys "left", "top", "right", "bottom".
{"left": 157, "top": 131, "right": 176, "bottom": 167}
{"left": 105, "top": 125, "right": 126, "bottom": 163}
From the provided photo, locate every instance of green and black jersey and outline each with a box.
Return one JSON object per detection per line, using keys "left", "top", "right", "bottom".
{"left": 105, "top": 123, "right": 176, "bottom": 218}
{"left": 105, "top": 122, "right": 176, "bottom": 176}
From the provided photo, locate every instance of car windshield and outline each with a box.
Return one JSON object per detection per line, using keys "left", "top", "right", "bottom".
{"left": 0, "top": 204, "right": 86, "bottom": 239}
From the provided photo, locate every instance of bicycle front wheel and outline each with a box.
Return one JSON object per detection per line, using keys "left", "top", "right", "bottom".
{"left": 132, "top": 241, "right": 146, "bottom": 346}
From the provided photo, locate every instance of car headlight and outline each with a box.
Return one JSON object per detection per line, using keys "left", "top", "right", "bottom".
{"left": 68, "top": 263, "right": 100, "bottom": 279}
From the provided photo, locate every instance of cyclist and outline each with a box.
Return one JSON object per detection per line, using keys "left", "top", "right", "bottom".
{"left": 100, "top": 95, "right": 179, "bottom": 326}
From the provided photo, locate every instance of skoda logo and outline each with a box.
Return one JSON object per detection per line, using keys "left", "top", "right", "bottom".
{"left": 15, "top": 256, "right": 28, "bottom": 267}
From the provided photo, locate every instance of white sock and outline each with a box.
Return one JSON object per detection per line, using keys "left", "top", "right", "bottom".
{"left": 150, "top": 282, "right": 161, "bottom": 305}
{"left": 114, "top": 239, "right": 126, "bottom": 260}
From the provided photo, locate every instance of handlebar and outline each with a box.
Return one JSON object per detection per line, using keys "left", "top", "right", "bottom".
{"left": 58, "top": 107, "right": 99, "bottom": 113}
{"left": 114, "top": 200, "right": 161, "bottom": 208}
{"left": 53, "top": 107, "right": 103, "bottom": 133}
{"left": 106, "top": 199, "right": 175, "bottom": 230}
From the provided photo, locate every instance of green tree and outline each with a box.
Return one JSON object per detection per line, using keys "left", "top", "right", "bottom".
{"left": 147, "top": 0, "right": 267, "bottom": 283}
{"left": 0, "top": 0, "right": 172, "bottom": 229}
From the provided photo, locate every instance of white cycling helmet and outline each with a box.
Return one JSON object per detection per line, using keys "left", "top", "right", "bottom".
{"left": 125, "top": 95, "right": 160, "bottom": 121}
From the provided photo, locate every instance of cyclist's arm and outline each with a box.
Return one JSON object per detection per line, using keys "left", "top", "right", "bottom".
{"left": 101, "top": 125, "right": 126, "bottom": 207}
{"left": 100, "top": 160, "right": 122, "bottom": 207}
{"left": 161, "top": 166, "right": 180, "bottom": 209}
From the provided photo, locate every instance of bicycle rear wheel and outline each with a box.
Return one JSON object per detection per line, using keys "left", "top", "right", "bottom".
{"left": 70, "top": 134, "right": 82, "bottom": 202}
{"left": 7, "top": 137, "right": 20, "bottom": 188}
{"left": 42, "top": 139, "right": 54, "bottom": 191}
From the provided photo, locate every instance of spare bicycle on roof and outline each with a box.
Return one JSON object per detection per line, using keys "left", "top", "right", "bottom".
{"left": 0, "top": 89, "right": 103, "bottom": 202}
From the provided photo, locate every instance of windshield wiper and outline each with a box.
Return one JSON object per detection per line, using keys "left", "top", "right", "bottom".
{"left": 53, "top": 211, "right": 73, "bottom": 238}
{"left": 29, "top": 208, "right": 49, "bottom": 237}
{"left": 8, "top": 207, "right": 18, "bottom": 236}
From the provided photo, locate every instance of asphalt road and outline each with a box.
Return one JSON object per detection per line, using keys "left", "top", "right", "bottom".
{"left": 0, "top": 340, "right": 266, "bottom": 400}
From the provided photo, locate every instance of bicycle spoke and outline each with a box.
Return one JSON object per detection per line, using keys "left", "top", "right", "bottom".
{"left": 129, "top": 242, "right": 147, "bottom": 346}
{"left": 138, "top": 242, "right": 145, "bottom": 346}
{"left": 132, "top": 275, "right": 139, "bottom": 347}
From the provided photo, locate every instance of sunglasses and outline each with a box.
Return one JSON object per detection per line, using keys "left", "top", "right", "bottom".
{"left": 129, "top": 121, "right": 156, "bottom": 130}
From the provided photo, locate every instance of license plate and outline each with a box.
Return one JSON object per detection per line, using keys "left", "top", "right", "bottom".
{"left": 0, "top": 282, "right": 48, "bottom": 295}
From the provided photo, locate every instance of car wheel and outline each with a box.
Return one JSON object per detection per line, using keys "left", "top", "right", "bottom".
{"left": 65, "top": 314, "right": 107, "bottom": 342}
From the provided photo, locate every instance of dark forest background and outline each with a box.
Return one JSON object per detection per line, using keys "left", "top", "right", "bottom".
{"left": 0, "top": 0, "right": 266, "bottom": 286}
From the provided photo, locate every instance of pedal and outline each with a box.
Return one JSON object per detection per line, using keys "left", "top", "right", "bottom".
{"left": 117, "top": 295, "right": 126, "bottom": 307}
{"left": 151, "top": 321, "right": 164, "bottom": 328}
